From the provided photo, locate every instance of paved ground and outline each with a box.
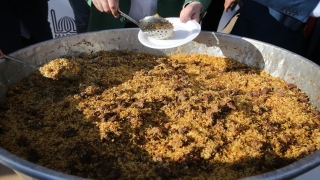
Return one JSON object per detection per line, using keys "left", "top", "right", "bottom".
{"left": 0, "top": 164, "right": 20, "bottom": 180}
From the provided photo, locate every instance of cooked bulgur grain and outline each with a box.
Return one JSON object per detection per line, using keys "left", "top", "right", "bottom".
{"left": 39, "top": 58, "right": 81, "bottom": 80}
{"left": 0, "top": 50, "right": 319, "bottom": 180}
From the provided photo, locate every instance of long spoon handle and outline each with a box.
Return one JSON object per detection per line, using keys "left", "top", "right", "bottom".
{"left": 2, "top": 55, "right": 38, "bottom": 70}
{"left": 118, "top": 10, "right": 140, "bottom": 27}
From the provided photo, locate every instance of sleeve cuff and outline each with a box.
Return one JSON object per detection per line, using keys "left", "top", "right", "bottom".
{"left": 183, "top": 1, "right": 204, "bottom": 13}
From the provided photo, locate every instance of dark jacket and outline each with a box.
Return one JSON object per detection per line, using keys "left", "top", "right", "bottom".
{"left": 254, "top": 0, "right": 319, "bottom": 30}
{"left": 308, "top": 18, "right": 320, "bottom": 62}
{"left": 0, "top": 0, "right": 53, "bottom": 54}
{"left": 231, "top": 0, "right": 319, "bottom": 60}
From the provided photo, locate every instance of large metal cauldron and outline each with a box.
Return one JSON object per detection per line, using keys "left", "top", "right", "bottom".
{"left": 0, "top": 29, "right": 320, "bottom": 180}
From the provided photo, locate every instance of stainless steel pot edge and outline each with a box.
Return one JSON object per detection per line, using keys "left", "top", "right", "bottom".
{"left": 0, "top": 29, "right": 319, "bottom": 180}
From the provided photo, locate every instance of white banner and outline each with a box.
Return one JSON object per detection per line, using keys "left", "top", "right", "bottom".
{"left": 48, "top": 0, "right": 77, "bottom": 38}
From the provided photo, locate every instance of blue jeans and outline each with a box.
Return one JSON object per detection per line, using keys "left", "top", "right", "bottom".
{"left": 68, "top": 0, "right": 90, "bottom": 33}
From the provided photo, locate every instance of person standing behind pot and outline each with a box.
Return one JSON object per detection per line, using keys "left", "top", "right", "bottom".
{"left": 201, "top": 0, "right": 224, "bottom": 31}
{"left": 0, "top": 0, "right": 53, "bottom": 54}
{"left": 229, "top": 0, "right": 320, "bottom": 62}
{"left": 201, "top": 0, "right": 244, "bottom": 32}
{"left": 87, "top": 0, "right": 212, "bottom": 31}
{"left": 308, "top": 16, "right": 320, "bottom": 63}
{"left": 69, "top": 0, "right": 91, "bottom": 33}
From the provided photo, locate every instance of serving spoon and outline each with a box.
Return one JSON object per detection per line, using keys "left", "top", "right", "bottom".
{"left": 1, "top": 54, "right": 38, "bottom": 70}
{"left": 118, "top": 10, "right": 174, "bottom": 40}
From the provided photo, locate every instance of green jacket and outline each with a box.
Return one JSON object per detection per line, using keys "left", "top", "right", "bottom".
{"left": 87, "top": 0, "right": 211, "bottom": 32}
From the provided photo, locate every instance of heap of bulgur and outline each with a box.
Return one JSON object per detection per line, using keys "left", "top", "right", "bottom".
{"left": 0, "top": 50, "right": 320, "bottom": 180}
{"left": 39, "top": 58, "right": 82, "bottom": 80}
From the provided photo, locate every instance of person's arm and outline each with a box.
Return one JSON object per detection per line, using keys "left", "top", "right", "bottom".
{"left": 0, "top": 50, "right": 3, "bottom": 59}
{"left": 180, "top": 0, "right": 211, "bottom": 23}
{"left": 92, "top": 0, "right": 120, "bottom": 17}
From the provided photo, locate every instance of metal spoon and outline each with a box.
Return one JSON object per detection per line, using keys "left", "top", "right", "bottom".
{"left": 118, "top": 10, "right": 174, "bottom": 40}
{"left": 1, "top": 54, "right": 38, "bottom": 70}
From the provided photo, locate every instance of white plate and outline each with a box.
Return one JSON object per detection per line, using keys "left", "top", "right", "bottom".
{"left": 138, "top": 17, "right": 201, "bottom": 49}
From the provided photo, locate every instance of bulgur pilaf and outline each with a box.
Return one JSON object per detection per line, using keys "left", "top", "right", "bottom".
{"left": 0, "top": 50, "right": 319, "bottom": 180}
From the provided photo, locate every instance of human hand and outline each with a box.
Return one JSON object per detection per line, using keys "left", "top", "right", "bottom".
{"left": 0, "top": 50, "right": 3, "bottom": 59}
{"left": 180, "top": 1, "right": 203, "bottom": 23}
{"left": 92, "top": 0, "right": 120, "bottom": 18}
{"left": 224, "top": 0, "right": 241, "bottom": 12}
